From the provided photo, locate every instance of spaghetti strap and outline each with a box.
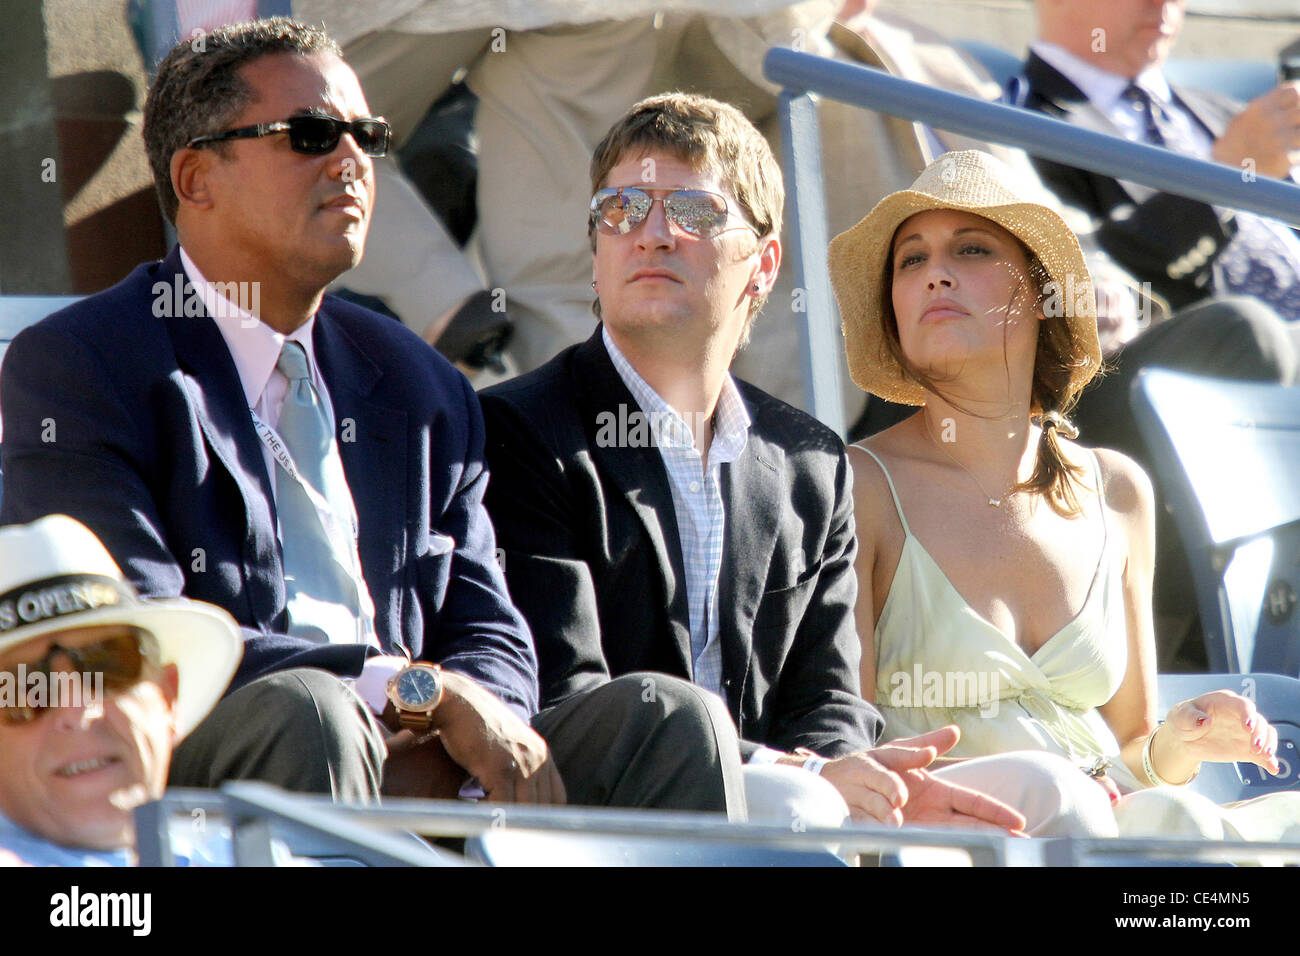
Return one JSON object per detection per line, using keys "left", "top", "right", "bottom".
{"left": 1089, "top": 448, "right": 1110, "bottom": 550}
{"left": 852, "top": 444, "right": 913, "bottom": 537}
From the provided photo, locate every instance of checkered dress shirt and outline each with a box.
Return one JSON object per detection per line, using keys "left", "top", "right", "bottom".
{"left": 602, "top": 329, "right": 750, "bottom": 695}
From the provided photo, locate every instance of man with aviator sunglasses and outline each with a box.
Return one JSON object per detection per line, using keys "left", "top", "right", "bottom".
{"left": 481, "top": 93, "right": 1028, "bottom": 830}
{"left": 589, "top": 186, "right": 760, "bottom": 240}
{"left": 0, "top": 515, "right": 241, "bottom": 865}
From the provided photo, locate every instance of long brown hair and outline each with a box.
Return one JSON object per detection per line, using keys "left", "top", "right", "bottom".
{"left": 880, "top": 231, "right": 1090, "bottom": 517}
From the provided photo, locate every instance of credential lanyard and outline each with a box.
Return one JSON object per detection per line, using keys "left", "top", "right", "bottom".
{"left": 248, "top": 407, "right": 378, "bottom": 639}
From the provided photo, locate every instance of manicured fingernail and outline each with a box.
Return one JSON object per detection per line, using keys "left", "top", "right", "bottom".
{"left": 1246, "top": 717, "right": 1257, "bottom": 731}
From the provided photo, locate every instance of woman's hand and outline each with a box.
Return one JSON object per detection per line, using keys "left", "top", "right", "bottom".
{"left": 1161, "top": 691, "right": 1281, "bottom": 776}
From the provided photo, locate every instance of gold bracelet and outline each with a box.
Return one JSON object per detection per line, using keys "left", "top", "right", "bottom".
{"left": 1141, "top": 723, "right": 1200, "bottom": 787}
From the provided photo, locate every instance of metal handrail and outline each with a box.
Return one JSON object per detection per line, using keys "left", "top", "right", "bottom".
{"left": 762, "top": 46, "right": 1300, "bottom": 431}
{"left": 766, "top": 47, "right": 1300, "bottom": 225}
{"left": 219, "top": 781, "right": 1022, "bottom": 866}
{"left": 137, "top": 782, "right": 1300, "bottom": 867}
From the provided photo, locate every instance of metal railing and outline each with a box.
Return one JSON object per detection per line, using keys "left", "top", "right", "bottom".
{"left": 763, "top": 46, "right": 1300, "bottom": 433}
{"left": 135, "top": 782, "right": 1300, "bottom": 867}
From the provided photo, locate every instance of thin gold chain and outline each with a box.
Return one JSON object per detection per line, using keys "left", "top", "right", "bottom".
{"left": 924, "top": 416, "right": 1016, "bottom": 508}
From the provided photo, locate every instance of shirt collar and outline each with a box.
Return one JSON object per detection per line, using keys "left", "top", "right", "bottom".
{"left": 0, "top": 810, "right": 134, "bottom": 866}
{"left": 1030, "top": 41, "right": 1172, "bottom": 113}
{"left": 601, "top": 327, "right": 750, "bottom": 462}
{"left": 179, "top": 246, "right": 318, "bottom": 408}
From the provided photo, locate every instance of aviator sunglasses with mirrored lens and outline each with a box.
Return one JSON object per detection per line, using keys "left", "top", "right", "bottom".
{"left": 0, "top": 629, "right": 157, "bottom": 726}
{"left": 589, "top": 187, "right": 759, "bottom": 239}
{"left": 186, "top": 115, "right": 392, "bottom": 157}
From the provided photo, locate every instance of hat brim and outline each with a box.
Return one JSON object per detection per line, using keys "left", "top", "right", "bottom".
{"left": 829, "top": 190, "right": 1102, "bottom": 407}
{"left": 0, "top": 600, "right": 241, "bottom": 740}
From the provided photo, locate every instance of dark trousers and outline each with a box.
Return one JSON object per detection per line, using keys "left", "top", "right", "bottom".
{"left": 531, "top": 672, "right": 746, "bottom": 818}
{"left": 168, "top": 668, "right": 387, "bottom": 802}
{"left": 169, "top": 668, "right": 745, "bottom": 817}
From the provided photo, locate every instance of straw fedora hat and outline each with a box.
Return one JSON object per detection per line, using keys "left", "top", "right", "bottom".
{"left": 828, "top": 150, "right": 1102, "bottom": 407}
{"left": 0, "top": 515, "right": 241, "bottom": 738}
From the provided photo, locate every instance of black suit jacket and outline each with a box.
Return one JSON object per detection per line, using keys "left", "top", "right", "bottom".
{"left": 0, "top": 247, "right": 537, "bottom": 715}
{"left": 479, "top": 330, "right": 882, "bottom": 760}
{"left": 1022, "top": 51, "right": 1246, "bottom": 310}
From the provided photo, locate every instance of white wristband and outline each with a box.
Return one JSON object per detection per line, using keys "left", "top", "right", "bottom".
{"left": 801, "top": 754, "right": 828, "bottom": 776}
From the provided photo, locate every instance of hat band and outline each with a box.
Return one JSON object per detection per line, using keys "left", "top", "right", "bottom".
{"left": 0, "top": 573, "right": 136, "bottom": 634}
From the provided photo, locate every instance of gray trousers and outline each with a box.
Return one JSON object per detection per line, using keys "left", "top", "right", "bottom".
{"left": 168, "top": 668, "right": 388, "bottom": 803}
{"left": 168, "top": 668, "right": 745, "bottom": 818}
{"left": 532, "top": 673, "right": 746, "bottom": 819}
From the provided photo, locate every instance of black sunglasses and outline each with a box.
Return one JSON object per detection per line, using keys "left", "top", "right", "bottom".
{"left": 186, "top": 115, "right": 391, "bottom": 157}
{"left": 0, "top": 628, "right": 158, "bottom": 726}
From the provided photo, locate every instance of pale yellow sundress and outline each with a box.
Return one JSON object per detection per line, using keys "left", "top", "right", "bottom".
{"left": 858, "top": 444, "right": 1300, "bottom": 841}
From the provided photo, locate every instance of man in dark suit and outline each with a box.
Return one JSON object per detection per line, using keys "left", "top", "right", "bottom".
{"left": 1022, "top": 0, "right": 1300, "bottom": 416}
{"left": 0, "top": 19, "right": 741, "bottom": 814}
{"left": 481, "top": 92, "right": 1035, "bottom": 830}
{"left": 1025, "top": 0, "right": 1300, "bottom": 312}
{"left": 1021, "top": 0, "right": 1300, "bottom": 664}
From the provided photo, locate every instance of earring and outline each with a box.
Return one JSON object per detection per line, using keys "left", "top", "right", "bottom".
{"left": 592, "top": 281, "right": 598, "bottom": 291}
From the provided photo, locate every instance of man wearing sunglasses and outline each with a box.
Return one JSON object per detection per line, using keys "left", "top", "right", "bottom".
{"left": 481, "top": 93, "right": 1118, "bottom": 834}
{"left": 1, "top": 19, "right": 737, "bottom": 814}
{"left": 0, "top": 515, "right": 242, "bottom": 865}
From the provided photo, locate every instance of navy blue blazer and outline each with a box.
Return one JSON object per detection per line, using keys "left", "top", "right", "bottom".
{"left": 0, "top": 247, "right": 537, "bottom": 716}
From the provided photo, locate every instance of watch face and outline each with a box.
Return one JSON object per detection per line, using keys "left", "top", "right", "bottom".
{"left": 396, "top": 667, "right": 439, "bottom": 707}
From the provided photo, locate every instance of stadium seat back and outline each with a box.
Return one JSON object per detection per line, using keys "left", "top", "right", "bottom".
{"left": 1157, "top": 672, "right": 1300, "bottom": 803}
{"left": 1164, "top": 59, "right": 1277, "bottom": 104}
{"left": 1132, "top": 368, "right": 1300, "bottom": 674}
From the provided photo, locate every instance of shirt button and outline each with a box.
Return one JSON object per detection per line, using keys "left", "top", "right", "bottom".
{"left": 689, "top": 480, "right": 701, "bottom": 493}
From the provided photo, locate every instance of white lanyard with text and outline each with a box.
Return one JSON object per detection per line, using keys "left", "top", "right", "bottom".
{"left": 247, "top": 406, "right": 378, "bottom": 632}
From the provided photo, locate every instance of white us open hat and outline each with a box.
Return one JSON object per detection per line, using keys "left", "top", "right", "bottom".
{"left": 0, "top": 515, "right": 242, "bottom": 738}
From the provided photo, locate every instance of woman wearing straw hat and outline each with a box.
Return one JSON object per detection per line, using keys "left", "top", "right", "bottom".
{"left": 830, "top": 150, "right": 1299, "bottom": 838}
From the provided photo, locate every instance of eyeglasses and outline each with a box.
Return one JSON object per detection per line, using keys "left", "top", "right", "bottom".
{"left": 186, "top": 115, "right": 392, "bottom": 157}
{"left": 589, "top": 187, "right": 759, "bottom": 239}
{"left": 0, "top": 629, "right": 158, "bottom": 726}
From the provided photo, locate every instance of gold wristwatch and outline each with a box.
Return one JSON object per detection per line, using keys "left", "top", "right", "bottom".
{"left": 386, "top": 662, "right": 445, "bottom": 734}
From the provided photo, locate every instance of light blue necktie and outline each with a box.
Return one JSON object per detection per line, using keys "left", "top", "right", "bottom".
{"left": 273, "top": 341, "right": 365, "bottom": 644}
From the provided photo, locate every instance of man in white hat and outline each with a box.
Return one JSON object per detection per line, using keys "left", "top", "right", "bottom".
{"left": 0, "top": 515, "right": 242, "bottom": 865}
